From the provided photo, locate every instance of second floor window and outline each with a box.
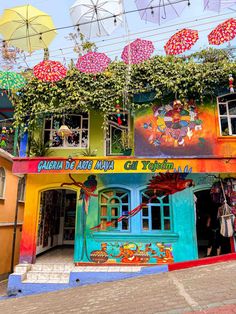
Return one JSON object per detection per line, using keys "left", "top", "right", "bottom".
{"left": 141, "top": 190, "right": 172, "bottom": 232}
{"left": 218, "top": 95, "right": 236, "bottom": 136}
{"left": 0, "top": 167, "right": 6, "bottom": 198}
{"left": 105, "top": 112, "right": 129, "bottom": 156}
{"left": 44, "top": 114, "right": 89, "bottom": 148}
{"left": 99, "top": 189, "right": 130, "bottom": 231}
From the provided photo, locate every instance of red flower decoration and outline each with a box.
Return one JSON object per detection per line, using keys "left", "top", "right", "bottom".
{"left": 208, "top": 18, "right": 236, "bottom": 45}
{"left": 121, "top": 38, "right": 155, "bottom": 64}
{"left": 76, "top": 52, "right": 110, "bottom": 74}
{"left": 164, "top": 29, "right": 199, "bottom": 55}
{"left": 33, "top": 60, "right": 67, "bottom": 82}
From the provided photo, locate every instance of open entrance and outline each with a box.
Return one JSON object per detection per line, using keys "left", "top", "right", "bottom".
{"left": 195, "top": 189, "right": 231, "bottom": 258}
{"left": 36, "top": 189, "right": 77, "bottom": 261}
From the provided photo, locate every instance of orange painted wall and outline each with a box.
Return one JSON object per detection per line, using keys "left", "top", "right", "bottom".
{"left": 0, "top": 155, "right": 24, "bottom": 278}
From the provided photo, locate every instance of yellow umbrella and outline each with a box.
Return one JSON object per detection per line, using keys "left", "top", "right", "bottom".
{"left": 0, "top": 5, "right": 57, "bottom": 53}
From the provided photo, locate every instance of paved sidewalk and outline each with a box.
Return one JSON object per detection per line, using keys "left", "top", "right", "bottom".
{"left": 0, "top": 261, "right": 236, "bottom": 314}
{"left": 0, "top": 280, "right": 7, "bottom": 296}
{"left": 190, "top": 304, "right": 236, "bottom": 313}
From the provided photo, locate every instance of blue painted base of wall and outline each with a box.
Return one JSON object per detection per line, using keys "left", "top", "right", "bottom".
{"left": 6, "top": 265, "right": 168, "bottom": 298}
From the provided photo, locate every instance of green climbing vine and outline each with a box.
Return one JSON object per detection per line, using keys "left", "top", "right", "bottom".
{"left": 13, "top": 48, "right": 236, "bottom": 131}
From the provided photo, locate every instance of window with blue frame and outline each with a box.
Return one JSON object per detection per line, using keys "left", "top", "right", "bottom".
{"left": 141, "top": 190, "right": 172, "bottom": 232}
{"left": 99, "top": 189, "right": 130, "bottom": 231}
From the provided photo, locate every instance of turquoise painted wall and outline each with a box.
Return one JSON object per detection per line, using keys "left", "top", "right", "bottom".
{"left": 171, "top": 188, "right": 197, "bottom": 262}
{"left": 74, "top": 173, "right": 198, "bottom": 264}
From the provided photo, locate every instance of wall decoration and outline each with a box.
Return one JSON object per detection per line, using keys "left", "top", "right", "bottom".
{"left": 0, "top": 126, "right": 14, "bottom": 149}
{"left": 62, "top": 174, "right": 98, "bottom": 262}
{"left": 134, "top": 100, "right": 215, "bottom": 157}
{"left": 61, "top": 174, "right": 98, "bottom": 214}
{"left": 229, "top": 74, "right": 234, "bottom": 93}
{"left": 90, "top": 242, "right": 174, "bottom": 265}
{"left": 90, "top": 243, "right": 109, "bottom": 263}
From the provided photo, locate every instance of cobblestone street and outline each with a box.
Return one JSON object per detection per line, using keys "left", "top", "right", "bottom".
{"left": 0, "top": 261, "right": 236, "bottom": 314}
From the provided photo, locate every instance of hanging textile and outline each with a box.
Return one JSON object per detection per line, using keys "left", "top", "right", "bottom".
{"left": 218, "top": 203, "right": 234, "bottom": 237}
{"left": 217, "top": 179, "right": 235, "bottom": 237}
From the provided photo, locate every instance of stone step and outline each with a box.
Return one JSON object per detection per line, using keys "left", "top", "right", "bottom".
{"left": 32, "top": 263, "right": 142, "bottom": 273}
{"left": 23, "top": 278, "right": 69, "bottom": 284}
{"left": 31, "top": 263, "right": 75, "bottom": 272}
{"left": 24, "top": 271, "right": 70, "bottom": 283}
{"left": 14, "top": 264, "right": 32, "bottom": 274}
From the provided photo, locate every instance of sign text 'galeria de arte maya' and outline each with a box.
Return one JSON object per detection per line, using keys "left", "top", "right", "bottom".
{"left": 12, "top": 157, "right": 236, "bottom": 174}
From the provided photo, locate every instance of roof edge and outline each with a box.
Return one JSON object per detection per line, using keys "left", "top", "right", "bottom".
{"left": 0, "top": 148, "right": 13, "bottom": 163}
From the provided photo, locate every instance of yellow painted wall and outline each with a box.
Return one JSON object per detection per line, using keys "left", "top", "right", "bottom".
{"left": 20, "top": 173, "right": 84, "bottom": 263}
{"left": 0, "top": 155, "right": 24, "bottom": 278}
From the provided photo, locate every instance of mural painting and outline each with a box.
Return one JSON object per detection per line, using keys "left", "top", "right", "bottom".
{"left": 90, "top": 242, "right": 174, "bottom": 265}
{"left": 91, "top": 173, "right": 194, "bottom": 231}
{"left": 135, "top": 99, "right": 215, "bottom": 157}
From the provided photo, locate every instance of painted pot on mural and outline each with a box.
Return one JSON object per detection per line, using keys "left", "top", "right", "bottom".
{"left": 90, "top": 243, "right": 109, "bottom": 263}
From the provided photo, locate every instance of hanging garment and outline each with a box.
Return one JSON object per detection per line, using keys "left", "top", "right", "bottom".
{"left": 218, "top": 203, "right": 235, "bottom": 237}
{"left": 210, "top": 181, "right": 224, "bottom": 203}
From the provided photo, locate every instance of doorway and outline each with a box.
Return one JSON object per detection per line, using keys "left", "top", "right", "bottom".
{"left": 36, "top": 189, "right": 77, "bottom": 257}
{"left": 195, "top": 189, "right": 231, "bottom": 258}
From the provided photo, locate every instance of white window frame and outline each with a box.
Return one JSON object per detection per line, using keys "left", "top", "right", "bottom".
{"left": 217, "top": 97, "right": 236, "bottom": 136}
{"left": 0, "top": 167, "right": 6, "bottom": 199}
{"left": 44, "top": 113, "right": 89, "bottom": 149}
{"left": 104, "top": 111, "right": 130, "bottom": 156}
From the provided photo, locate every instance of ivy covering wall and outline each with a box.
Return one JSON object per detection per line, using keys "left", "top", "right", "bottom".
{"left": 13, "top": 49, "right": 236, "bottom": 130}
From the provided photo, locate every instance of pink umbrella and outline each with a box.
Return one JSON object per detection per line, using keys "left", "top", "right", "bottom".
{"left": 121, "top": 38, "right": 155, "bottom": 64}
{"left": 76, "top": 51, "right": 111, "bottom": 74}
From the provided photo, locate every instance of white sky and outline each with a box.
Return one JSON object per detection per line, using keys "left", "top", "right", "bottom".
{"left": 0, "top": 0, "right": 236, "bottom": 69}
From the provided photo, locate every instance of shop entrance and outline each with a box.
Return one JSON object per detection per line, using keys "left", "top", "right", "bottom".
{"left": 195, "top": 189, "right": 231, "bottom": 258}
{"left": 36, "top": 189, "right": 77, "bottom": 258}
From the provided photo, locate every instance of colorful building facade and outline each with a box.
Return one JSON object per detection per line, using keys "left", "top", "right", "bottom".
{"left": 0, "top": 149, "right": 25, "bottom": 280}
{"left": 12, "top": 93, "right": 236, "bottom": 267}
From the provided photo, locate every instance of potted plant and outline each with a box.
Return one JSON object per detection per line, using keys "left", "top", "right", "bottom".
{"left": 121, "top": 130, "right": 133, "bottom": 156}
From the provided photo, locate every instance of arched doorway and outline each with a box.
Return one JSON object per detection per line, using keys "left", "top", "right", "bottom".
{"left": 36, "top": 189, "right": 77, "bottom": 261}
{"left": 194, "top": 188, "right": 231, "bottom": 258}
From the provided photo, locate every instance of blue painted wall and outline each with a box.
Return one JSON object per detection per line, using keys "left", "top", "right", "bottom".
{"left": 74, "top": 173, "right": 198, "bottom": 264}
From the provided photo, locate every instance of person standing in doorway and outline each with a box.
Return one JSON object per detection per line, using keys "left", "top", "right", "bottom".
{"left": 206, "top": 205, "right": 221, "bottom": 257}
